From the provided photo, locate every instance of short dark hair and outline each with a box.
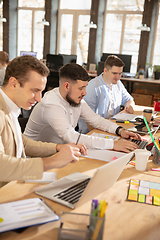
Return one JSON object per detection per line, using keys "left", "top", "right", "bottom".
{"left": 104, "top": 55, "right": 125, "bottom": 70}
{"left": 0, "top": 51, "right": 9, "bottom": 65}
{"left": 3, "top": 55, "right": 49, "bottom": 86}
{"left": 59, "top": 63, "right": 90, "bottom": 82}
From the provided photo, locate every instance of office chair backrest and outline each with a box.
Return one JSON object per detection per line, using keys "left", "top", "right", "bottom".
{"left": 59, "top": 54, "right": 77, "bottom": 64}
{"left": 46, "top": 54, "right": 63, "bottom": 72}
{"left": 97, "top": 61, "right": 104, "bottom": 76}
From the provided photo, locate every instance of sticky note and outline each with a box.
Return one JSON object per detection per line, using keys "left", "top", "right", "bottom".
{"left": 128, "top": 193, "right": 138, "bottom": 201}
{"left": 138, "top": 186, "right": 150, "bottom": 195}
{"left": 129, "top": 160, "right": 135, "bottom": 166}
{"left": 138, "top": 194, "right": 145, "bottom": 203}
{"left": 153, "top": 196, "right": 160, "bottom": 206}
{"left": 140, "top": 180, "right": 150, "bottom": 188}
{"left": 124, "top": 121, "right": 129, "bottom": 124}
{"left": 130, "top": 184, "right": 139, "bottom": 190}
{"left": 130, "top": 179, "right": 139, "bottom": 185}
{"left": 150, "top": 182, "right": 160, "bottom": 190}
{"left": 129, "top": 189, "right": 138, "bottom": 195}
{"left": 150, "top": 188, "right": 160, "bottom": 197}
{"left": 146, "top": 195, "right": 152, "bottom": 205}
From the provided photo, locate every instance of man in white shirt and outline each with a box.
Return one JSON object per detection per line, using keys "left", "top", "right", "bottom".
{"left": 0, "top": 56, "right": 86, "bottom": 188}
{"left": 24, "top": 63, "right": 140, "bottom": 153}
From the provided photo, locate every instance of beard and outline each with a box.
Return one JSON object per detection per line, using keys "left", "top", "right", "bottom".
{"left": 66, "top": 93, "right": 81, "bottom": 107}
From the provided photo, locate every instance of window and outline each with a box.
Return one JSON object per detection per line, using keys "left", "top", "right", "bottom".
{"left": 60, "top": 0, "right": 91, "bottom": 10}
{"left": 18, "top": 0, "right": 44, "bottom": 8}
{"left": 17, "top": 0, "right": 45, "bottom": 59}
{"left": 57, "top": 0, "right": 91, "bottom": 65}
{"left": 153, "top": 2, "right": 160, "bottom": 65}
{"left": 0, "top": 2, "right": 3, "bottom": 50}
{"left": 103, "top": 0, "right": 145, "bottom": 73}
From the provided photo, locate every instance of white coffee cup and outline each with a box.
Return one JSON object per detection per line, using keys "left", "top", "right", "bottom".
{"left": 134, "top": 149, "right": 151, "bottom": 171}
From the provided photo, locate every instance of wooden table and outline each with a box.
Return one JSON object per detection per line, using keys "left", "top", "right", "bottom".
{"left": 1, "top": 107, "right": 160, "bottom": 240}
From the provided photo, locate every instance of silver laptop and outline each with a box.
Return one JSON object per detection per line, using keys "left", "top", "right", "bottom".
{"left": 35, "top": 152, "right": 133, "bottom": 209}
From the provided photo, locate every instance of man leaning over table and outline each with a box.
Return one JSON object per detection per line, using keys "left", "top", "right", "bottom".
{"left": 24, "top": 62, "right": 140, "bottom": 154}
{"left": 0, "top": 55, "right": 87, "bottom": 188}
{"left": 78, "top": 55, "right": 135, "bottom": 134}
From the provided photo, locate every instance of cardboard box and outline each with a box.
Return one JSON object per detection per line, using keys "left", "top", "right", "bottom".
{"left": 131, "top": 93, "right": 152, "bottom": 107}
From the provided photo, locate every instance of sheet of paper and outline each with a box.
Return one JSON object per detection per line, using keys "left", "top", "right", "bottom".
{"left": 111, "top": 112, "right": 143, "bottom": 121}
{"left": 90, "top": 132, "right": 120, "bottom": 141}
{"left": 0, "top": 198, "right": 59, "bottom": 233}
{"left": 25, "top": 172, "right": 57, "bottom": 183}
{"left": 83, "top": 149, "right": 126, "bottom": 162}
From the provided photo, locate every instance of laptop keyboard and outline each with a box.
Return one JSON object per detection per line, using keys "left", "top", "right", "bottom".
{"left": 130, "top": 139, "right": 148, "bottom": 149}
{"left": 54, "top": 178, "right": 91, "bottom": 204}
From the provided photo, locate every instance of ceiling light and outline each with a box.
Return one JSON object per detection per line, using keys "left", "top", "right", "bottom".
{"left": 137, "top": 24, "right": 150, "bottom": 32}
{"left": 85, "top": 21, "right": 97, "bottom": 29}
{"left": 37, "top": 18, "right": 50, "bottom": 26}
{"left": 0, "top": 16, "right": 6, "bottom": 22}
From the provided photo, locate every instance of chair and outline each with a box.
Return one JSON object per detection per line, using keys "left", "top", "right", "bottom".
{"left": 44, "top": 54, "right": 64, "bottom": 93}
{"left": 97, "top": 61, "right": 104, "bottom": 76}
{"left": 18, "top": 117, "right": 29, "bottom": 133}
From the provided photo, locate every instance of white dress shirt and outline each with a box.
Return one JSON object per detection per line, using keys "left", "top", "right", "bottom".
{"left": 24, "top": 88, "right": 119, "bottom": 150}
{"left": 0, "top": 88, "right": 23, "bottom": 158}
{"left": 106, "top": 84, "right": 114, "bottom": 119}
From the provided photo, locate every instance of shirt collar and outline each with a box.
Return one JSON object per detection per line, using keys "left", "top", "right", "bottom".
{"left": 0, "top": 88, "right": 21, "bottom": 118}
{"left": 58, "top": 88, "right": 72, "bottom": 107}
{"left": 100, "top": 74, "right": 113, "bottom": 89}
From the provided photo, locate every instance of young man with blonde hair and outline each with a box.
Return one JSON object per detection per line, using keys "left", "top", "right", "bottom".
{"left": 79, "top": 55, "right": 135, "bottom": 133}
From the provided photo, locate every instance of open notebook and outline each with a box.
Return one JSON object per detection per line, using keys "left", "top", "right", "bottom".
{"left": 36, "top": 152, "right": 133, "bottom": 209}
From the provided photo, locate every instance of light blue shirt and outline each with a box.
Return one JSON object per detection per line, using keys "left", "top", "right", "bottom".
{"left": 78, "top": 73, "right": 133, "bottom": 133}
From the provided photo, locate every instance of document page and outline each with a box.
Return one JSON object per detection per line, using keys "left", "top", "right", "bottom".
{"left": 111, "top": 112, "right": 142, "bottom": 121}
{"left": 83, "top": 149, "right": 126, "bottom": 162}
{"left": 0, "top": 198, "right": 59, "bottom": 233}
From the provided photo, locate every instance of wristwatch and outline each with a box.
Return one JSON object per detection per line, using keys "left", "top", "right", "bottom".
{"left": 115, "top": 126, "right": 125, "bottom": 136}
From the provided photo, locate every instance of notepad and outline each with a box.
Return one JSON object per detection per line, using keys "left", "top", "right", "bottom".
{"left": 90, "top": 132, "right": 120, "bottom": 141}
{"left": 127, "top": 179, "right": 160, "bottom": 206}
{"left": 25, "top": 172, "right": 57, "bottom": 183}
{"left": 0, "top": 198, "right": 59, "bottom": 233}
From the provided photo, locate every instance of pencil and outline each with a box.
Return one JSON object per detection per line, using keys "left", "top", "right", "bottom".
{"left": 76, "top": 130, "right": 82, "bottom": 145}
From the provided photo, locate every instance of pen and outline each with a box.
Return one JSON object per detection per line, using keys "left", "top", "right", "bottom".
{"left": 76, "top": 130, "right": 82, "bottom": 145}
{"left": 116, "top": 120, "right": 135, "bottom": 123}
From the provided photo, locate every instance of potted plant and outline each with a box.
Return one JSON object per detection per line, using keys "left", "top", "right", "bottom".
{"left": 153, "top": 65, "right": 160, "bottom": 80}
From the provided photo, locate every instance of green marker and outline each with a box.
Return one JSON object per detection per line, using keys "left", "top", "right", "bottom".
{"left": 143, "top": 116, "right": 160, "bottom": 154}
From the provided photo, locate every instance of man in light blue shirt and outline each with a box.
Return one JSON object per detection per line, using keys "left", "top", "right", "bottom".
{"left": 79, "top": 55, "right": 135, "bottom": 133}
